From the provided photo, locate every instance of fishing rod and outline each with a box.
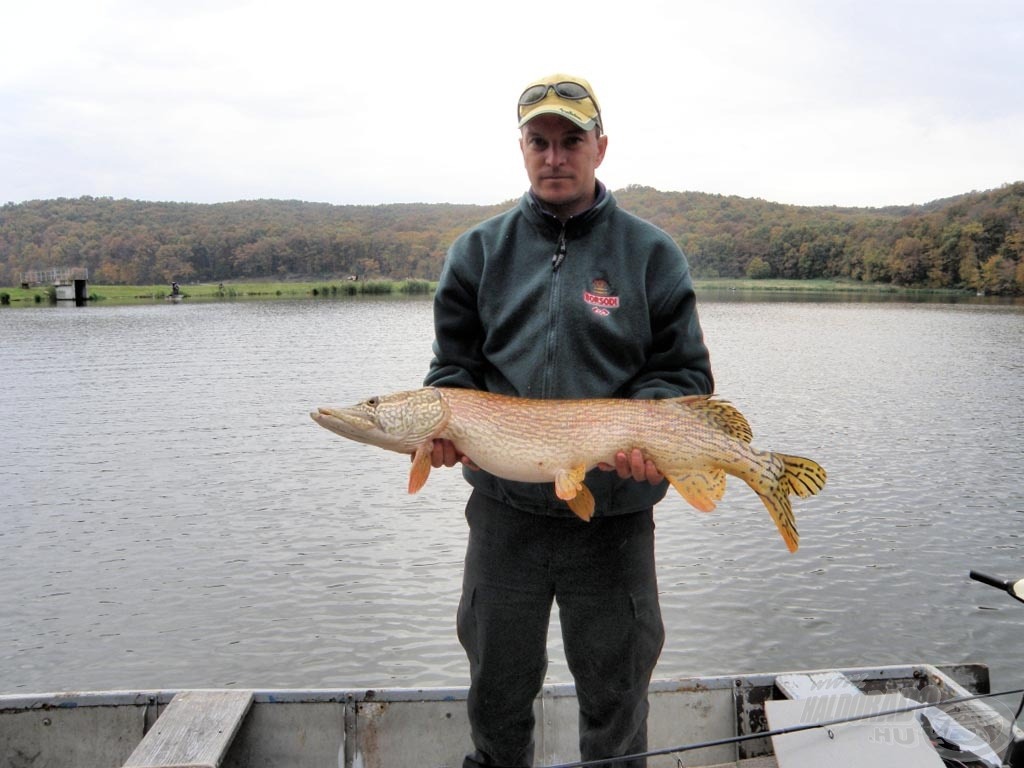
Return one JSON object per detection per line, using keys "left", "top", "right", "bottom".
{"left": 970, "top": 570, "right": 1024, "bottom": 605}
{"left": 540, "top": 570, "right": 1024, "bottom": 768}
{"left": 539, "top": 686, "right": 1024, "bottom": 768}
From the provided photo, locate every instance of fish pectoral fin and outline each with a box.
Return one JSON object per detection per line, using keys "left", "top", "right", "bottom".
{"left": 408, "top": 444, "right": 433, "bottom": 494}
{"left": 666, "top": 472, "right": 722, "bottom": 513}
{"left": 555, "top": 466, "right": 595, "bottom": 522}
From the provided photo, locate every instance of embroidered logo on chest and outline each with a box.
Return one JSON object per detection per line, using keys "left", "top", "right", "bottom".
{"left": 582, "top": 277, "right": 620, "bottom": 317}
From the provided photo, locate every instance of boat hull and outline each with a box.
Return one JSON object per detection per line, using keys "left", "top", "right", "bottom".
{"left": 0, "top": 664, "right": 1012, "bottom": 768}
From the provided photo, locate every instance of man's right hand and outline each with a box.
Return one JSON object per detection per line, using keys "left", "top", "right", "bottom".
{"left": 428, "top": 439, "right": 478, "bottom": 470}
{"left": 597, "top": 448, "right": 664, "bottom": 485}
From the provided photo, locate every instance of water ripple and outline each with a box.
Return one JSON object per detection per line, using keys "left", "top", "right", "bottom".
{"left": 2, "top": 298, "right": 1023, "bottom": 693}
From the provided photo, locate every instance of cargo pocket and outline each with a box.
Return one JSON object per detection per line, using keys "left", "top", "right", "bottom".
{"left": 456, "top": 585, "right": 479, "bottom": 663}
{"left": 628, "top": 589, "right": 665, "bottom": 680}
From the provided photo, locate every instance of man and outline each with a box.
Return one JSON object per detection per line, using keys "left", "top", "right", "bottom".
{"left": 424, "top": 73, "right": 714, "bottom": 768}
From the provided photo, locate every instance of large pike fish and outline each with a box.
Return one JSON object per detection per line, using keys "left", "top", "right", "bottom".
{"left": 311, "top": 387, "right": 826, "bottom": 552}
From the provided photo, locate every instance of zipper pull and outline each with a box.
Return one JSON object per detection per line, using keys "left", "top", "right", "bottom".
{"left": 552, "top": 229, "right": 567, "bottom": 271}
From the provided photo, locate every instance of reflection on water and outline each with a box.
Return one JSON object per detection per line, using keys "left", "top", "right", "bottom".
{"left": 1, "top": 295, "right": 1023, "bottom": 694}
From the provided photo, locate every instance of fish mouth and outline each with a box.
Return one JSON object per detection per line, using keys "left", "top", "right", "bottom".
{"left": 311, "top": 405, "right": 416, "bottom": 454}
{"left": 310, "top": 407, "right": 336, "bottom": 425}
{"left": 311, "top": 406, "right": 375, "bottom": 437}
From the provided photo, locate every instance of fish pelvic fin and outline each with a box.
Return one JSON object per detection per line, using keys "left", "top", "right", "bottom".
{"left": 408, "top": 443, "right": 433, "bottom": 494}
{"left": 666, "top": 470, "right": 727, "bottom": 513}
{"left": 757, "top": 453, "right": 827, "bottom": 553}
{"left": 555, "top": 465, "right": 594, "bottom": 521}
{"left": 567, "top": 483, "right": 595, "bottom": 522}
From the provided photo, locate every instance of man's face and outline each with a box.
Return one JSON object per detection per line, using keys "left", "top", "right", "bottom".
{"left": 519, "top": 113, "right": 608, "bottom": 219}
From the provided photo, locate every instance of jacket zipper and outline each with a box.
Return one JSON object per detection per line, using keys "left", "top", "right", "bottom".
{"left": 551, "top": 226, "right": 567, "bottom": 271}
{"left": 543, "top": 224, "right": 567, "bottom": 397}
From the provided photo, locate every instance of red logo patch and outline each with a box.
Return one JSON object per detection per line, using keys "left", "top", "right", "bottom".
{"left": 583, "top": 278, "right": 619, "bottom": 315}
{"left": 583, "top": 291, "right": 620, "bottom": 308}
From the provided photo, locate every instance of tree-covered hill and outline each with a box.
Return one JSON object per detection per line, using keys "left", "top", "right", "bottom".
{"left": 2, "top": 182, "right": 1022, "bottom": 294}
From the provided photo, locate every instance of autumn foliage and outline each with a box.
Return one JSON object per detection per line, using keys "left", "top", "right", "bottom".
{"left": 2, "top": 182, "right": 1022, "bottom": 294}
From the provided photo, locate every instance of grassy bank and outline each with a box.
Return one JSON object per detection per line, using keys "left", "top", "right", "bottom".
{"left": 0, "top": 277, "right": 966, "bottom": 307}
{"left": 0, "top": 278, "right": 435, "bottom": 306}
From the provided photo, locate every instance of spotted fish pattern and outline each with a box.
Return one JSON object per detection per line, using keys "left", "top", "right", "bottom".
{"left": 312, "top": 388, "right": 827, "bottom": 552}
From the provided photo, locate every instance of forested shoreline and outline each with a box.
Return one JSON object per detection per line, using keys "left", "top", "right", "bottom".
{"left": 2, "top": 182, "right": 1022, "bottom": 294}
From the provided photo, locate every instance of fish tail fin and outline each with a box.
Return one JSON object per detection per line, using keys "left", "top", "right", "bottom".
{"left": 776, "top": 453, "right": 828, "bottom": 499}
{"left": 757, "top": 453, "right": 827, "bottom": 553}
{"left": 759, "top": 485, "right": 800, "bottom": 553}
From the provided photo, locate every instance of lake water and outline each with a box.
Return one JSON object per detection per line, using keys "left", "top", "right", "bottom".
{"left": 2, "top": 294, "right": 1023, "bottom": 699}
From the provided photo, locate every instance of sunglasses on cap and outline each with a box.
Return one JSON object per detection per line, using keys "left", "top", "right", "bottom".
{"left": 517, "top": 81, "right": 602, "bottom": 125}
{"left": 519, "top": 80, "right": 594, "bottom": 106}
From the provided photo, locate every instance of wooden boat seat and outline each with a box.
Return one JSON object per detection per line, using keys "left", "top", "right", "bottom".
{"left": 122, "top": 690, "right": 253, "bottom": 768}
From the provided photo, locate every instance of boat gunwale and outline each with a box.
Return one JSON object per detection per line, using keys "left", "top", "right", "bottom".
{"left": 0, "top": 662, "right": 980, "bottom": 710}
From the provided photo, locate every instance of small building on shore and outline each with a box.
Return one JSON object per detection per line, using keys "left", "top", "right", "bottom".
{"left": 21, "top": 267, "right": 90, "bottom": 304}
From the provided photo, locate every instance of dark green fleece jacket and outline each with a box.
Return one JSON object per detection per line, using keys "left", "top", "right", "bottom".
{"left": 425, "top": 184, "right": 714, "bottom": 516}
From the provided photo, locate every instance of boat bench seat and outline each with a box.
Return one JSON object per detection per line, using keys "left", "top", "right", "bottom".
{"left": 773, "top": 670, "right": 1000, "bottom": 767}
{"left": 122, "top": 690, "right": 254, "bottom": 768}
{"left": 774, "top": 671, "right": 862, "bottom": 700}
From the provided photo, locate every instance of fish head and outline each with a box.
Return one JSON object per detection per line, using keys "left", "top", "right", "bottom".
{"left": 311, "top": 387, "right": 447, "bottom": 454}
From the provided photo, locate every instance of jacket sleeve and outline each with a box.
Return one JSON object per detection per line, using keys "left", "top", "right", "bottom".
{"left": 424, "top": 240, "right": 484, "bottom": 390}
{"left": 627, "top": 257, "right": 714, "bottom": 400}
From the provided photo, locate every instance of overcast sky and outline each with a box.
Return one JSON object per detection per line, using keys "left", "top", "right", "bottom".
{"left": 2, "top": 0, "right": 1022, "bottom": 209}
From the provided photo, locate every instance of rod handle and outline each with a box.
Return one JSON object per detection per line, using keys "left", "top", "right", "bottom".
{"left": 970, "top": 570, "right": 1010, "bottom": 590}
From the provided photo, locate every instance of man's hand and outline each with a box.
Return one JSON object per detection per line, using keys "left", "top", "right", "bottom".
{"left": 598, "top": 448, "right": 664, "bottom": 485}
{"left": 423, "top": 439, "right": 478, "bottom": 470}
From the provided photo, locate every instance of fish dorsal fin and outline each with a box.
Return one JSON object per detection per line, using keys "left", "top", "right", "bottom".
{"left": 667, "top": 395, "right": 753, "bottom": 444}
{"left": 665, "top": 470, "right": 727, "bottom": 513}
{"left": 408, "top": 443, "right": 433, "bottom": 494}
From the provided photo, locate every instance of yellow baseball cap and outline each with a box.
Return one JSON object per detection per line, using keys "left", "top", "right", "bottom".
{"left": 517, "top": 74, "right": 603, "bottom": 132}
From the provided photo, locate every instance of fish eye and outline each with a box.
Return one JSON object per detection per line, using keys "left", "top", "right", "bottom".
{"left": 365, "top": 396, "right": 380, "bottom": 407}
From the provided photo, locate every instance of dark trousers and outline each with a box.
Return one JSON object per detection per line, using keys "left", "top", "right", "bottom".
{"left": 458, "top": 491, "right": 664, "bottom": 768}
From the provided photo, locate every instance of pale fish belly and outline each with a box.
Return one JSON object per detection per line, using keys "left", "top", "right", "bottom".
{"left": 439, "top": 401, "right": 638, "bottom": 484}
{"left": 445, "top": 433, "right": 622, "bottom": 484}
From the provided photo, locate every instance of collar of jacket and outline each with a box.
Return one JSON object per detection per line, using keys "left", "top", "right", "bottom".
{"left": 521, "top": 180, "right": 612, "bottom": 236}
